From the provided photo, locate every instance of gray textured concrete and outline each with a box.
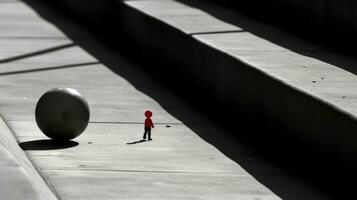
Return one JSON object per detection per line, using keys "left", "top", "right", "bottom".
{"left": 0, "top": 2, "right": 64, "bottom": 38}
{"left": 0, "top": 118, "right": 57, "bottom": 200}
{"left": 2, "top": 49, "right": 280, "bottom": 198}
{"left": 121, "top": 0, "right": 241, "bottom": 35}
{"left": 0, "top": 0, "right": 334, "bottom": 199}
{"left": 0, "top": 2, "right": 59, "bottom": 199}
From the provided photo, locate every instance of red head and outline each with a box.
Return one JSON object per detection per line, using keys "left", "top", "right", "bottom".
{"left": 145, "top": 110, "right": 152, "bottom": 118}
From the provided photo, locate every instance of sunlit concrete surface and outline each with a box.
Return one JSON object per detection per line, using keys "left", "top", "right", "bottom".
{"left": 0, "top": 0, "right": 337, "bottom": 199}
{"left": 0, "top": 119, "right": 56, "bottom": 200}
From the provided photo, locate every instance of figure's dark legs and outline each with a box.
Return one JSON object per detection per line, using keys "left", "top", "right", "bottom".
{"left": 148, "top": 128, "right": 152, "bottom": 140}
{"left": 143, "top": 127, "right": 152, "bottom": 140}
{"left": 143, "top": 127, "right": 148, "bottom": 139}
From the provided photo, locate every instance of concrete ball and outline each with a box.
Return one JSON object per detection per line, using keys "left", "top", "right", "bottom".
{"left": 35, "top": 88, "right": 90, "bottom": 141}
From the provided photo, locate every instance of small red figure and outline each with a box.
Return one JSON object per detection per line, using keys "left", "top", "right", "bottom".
{"left": 143, "top": 110, "right": 154, "bottom": 140}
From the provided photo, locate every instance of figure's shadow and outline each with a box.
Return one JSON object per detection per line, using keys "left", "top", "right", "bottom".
{"left": 126, "top": 139, "right": 148, "bottom": 145}
{"left": 19, "top": 139, "right": 79, "bottom": 150}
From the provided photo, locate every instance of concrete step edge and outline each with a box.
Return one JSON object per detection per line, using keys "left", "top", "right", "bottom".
{"left": 0, "top": 116, "right": 58, "bottom": 200}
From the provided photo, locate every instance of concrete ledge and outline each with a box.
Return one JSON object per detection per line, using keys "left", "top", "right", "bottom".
{"left": 37, "top": 0, "right": 357, "bottom": 175}
{"left": 119, "top": 0, "right": 357, "bottom": 170}
{"left": 0, "top": 116, "right": 57, "bottom": 200}
{"left": 206, "top": 0, "right": 357, "bottom": 48}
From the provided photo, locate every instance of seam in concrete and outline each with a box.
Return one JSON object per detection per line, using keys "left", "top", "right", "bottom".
{"left": 0, "top": 37, "right": 68, "bottom": 39}
{"left": 0, "top": 43, "right": 75, "bottom": 64}
{"left": 42, "top": 168, "right": 249, "bottom": 175}
{"left": 0, "top": 61, "right": 100, "bottom": 76}
{"left": 189, "top": 30, "right": 245, "bottom": 35}
{"left": 89, "top": 121, "right": 184, "bottom": 125}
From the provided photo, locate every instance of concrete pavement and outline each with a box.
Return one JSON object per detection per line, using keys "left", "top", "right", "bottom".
{"left": 1, "top": 1, "right": 279, "bottom": 199}
{"left": 1, "top": 0, "right": 278, "bottom": 199}
{"left": 0, "top": 118, "right": 56, "bottom": 200}
{"left": 0, "top": 0, "right": 335, "bottom": 199}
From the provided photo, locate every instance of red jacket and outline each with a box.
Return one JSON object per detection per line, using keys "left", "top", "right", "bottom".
{"left": 145, "top": 118, "right": 154, "bottom": 128}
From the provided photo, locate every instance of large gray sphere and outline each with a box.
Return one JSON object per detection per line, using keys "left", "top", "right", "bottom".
{"left": 35, "top": 88, "right": 90, "bottom": 141}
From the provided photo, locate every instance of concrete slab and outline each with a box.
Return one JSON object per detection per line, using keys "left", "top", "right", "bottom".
{"left": 194, "top": 32, "right": 357, "bottom": 117}
{"left": 0, "top": 118, "right": 57, "bottom": 200}
{"left": 125, "top": 0, "right": 241, "bottom": 35}
{"left": 0, "top": 166, "right": 45, "bottom": 199}
{"left": 13, "top": 121, "right": 247, "bottom": 174}
{"left": 43, "top": 170, "right": 277, "bottom": 200}
{"left": 0, "top": 2, "right": 65, "bottom": 38}
{"left": 0, "top": 39, "right": 73, "bottom": 61}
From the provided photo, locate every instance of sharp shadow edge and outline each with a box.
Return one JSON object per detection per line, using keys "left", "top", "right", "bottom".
{"left": 0, "top": 43, "right": 75, "bottom": 64}
{"left": 0, "top": 61, "right": 100, "bottom": 76}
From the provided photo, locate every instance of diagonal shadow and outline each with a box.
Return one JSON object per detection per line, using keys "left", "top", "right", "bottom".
{"left": 19, "top": 139, "right": 78, "bottom": 150}
{"left": 0, "top": 43, "right": 75, "bottom": 64}
{"left": 126, "top": 139, "right": 148, "bottom": 145}
{"left": 21, "top": 0, "right": 345, "bottom": 199}
{"left": 0, "top": 61, "right": 100, "bottom": 76}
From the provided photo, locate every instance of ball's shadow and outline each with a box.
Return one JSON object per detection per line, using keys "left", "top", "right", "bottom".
{"left": 19, "top": 139, "right": 79, "bottom": 150}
